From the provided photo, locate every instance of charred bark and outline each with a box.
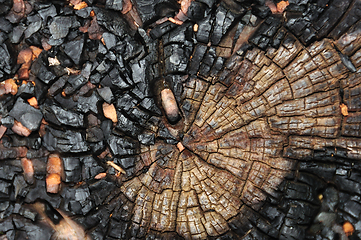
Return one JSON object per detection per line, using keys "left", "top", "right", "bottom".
{"left": 0, "top": 0, "right": 361, "bottom": 239}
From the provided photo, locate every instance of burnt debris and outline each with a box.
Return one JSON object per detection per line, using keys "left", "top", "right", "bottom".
{"left": 1, "top": 0, "right": 361, "bottom": 240}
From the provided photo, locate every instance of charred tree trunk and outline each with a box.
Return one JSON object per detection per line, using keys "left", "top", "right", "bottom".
{"left": 0, "top": 0, "right": 361, "bottom": 239}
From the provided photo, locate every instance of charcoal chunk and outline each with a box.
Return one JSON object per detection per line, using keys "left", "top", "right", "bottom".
{"left": 19, "top": 206, "right": 37, "bottom": 221}
{"left": 102, "top": 32, "right": 117, "bottom": 50}
{"left": 1, "top": 116, "right": 14, "bottom": 128}
{"left": 211, "top": 5, "right": 240, "bottom": 45}
{"left": 0, "top": 44, "right": 12, "bottom": 75}
{"left": 64, "top": 74, "right": 87, "bottom": 95}
{"left": 61, "top": 186, "right": 92, "bottom": 215}
{"left": 335, "top": 174, "right": 361, "bottom": 195}
{"left": 116, "top": 157, "right": 135, "bottom": 169}
{"left": 150, "top": 21, "right": 177, "bottom": 39}
{"left": 43, "top": 126, "right": 89, "bottom": 153}
{"left": 0, "top": 17, "right": 12, "bottom": 33}
{"left": 0, "top": 164, "right": 22, "bottom": 180}
{"left": 107, "top": 135, "right": 138, "bottom": 156}
{"left": 23, "top": 221, "right": 53, "bottom": 240}
{"left": 31, "top": 57, "right": 56, "bottom": 84}
{"left": 252, "top": 5, "right": 271, "bottom": 19}
{"left": 140, "top": 98, "right": 162, "bottom": 115}
{"left": 86, "top": 127, "right": 104, "bottom": 142}
{"left": 48, "top": 76, "right": 68, "bottom": 96}
{"left": 93, "top": 7, "right": 128, "bottom": 38}
{"left": 115, "top": 112, "right": 142, "bottom": 137}
{"left": 89, "top": 179, "right": 116, "bottom": 205}
{"left": 116, "top": 93, "right": 137, "bottom": 112}
{"left": 285, "top": 200, "right": 319, "bottom": 225}
{"left": 106, "top": 67, "right": 131, "bottom": 90}
{"left": 54, "top": 93, "right": 78, "bottom": 110}
{"left": 133, "top": 0, "right": 157, "bottom": 24}
{"left": 9, "top": 25, "right": 25, "bottom": 44}
{"left": 189, "top": 44, "right": 208, "bottom": 75}
{"left": 284, "top": 181, "right": 315, "bottom": 203}
{"left": 63, "top": 36, "right": 84, "bottom": 65}
{"left": 164, "top": 44, "right": 190, "bottom": 74}
{"left": 196, "top": 14, "right": 213, "bottom": 43}
{"left": 62, "top": 157, "right": 82, "bottom": 183}
{"left": 90, "top": 72, "right": 102, "bottom": 85}
{"left": 76, "top": 93, "right": 100, "bottom": 114}
{"left": 9, "top": 97, "right": 43, "bottom": 131}
{"left": 187, "top": 1, "right": 206, "bottom": 21}
{"left": 25, "top": 181, "right": 62, "bottom": 208}
{"left": 13, "top": 175, "right": 29, "bottom": 198}
{"left": 128, "top": 107, "right": 150, "bottom": 126}
{"left": 75, "top": 7, "right": 92, "bottom": 18}
{"left": 97, "top": 87, "right": 114, "bottom": 103}
{"left": 0, "top": 3, "right": 10, "bottom": 16}
{"left": 197, "top": 0, "right": 216, "bottom": 8}
{"left": 16, "top": 82, "right": 35, "bottom": 98}
{"left": 106, "top": 0, "right": 123, "bottom": 11}
{"left": 96, "top": 60, "right": 113, "bottom": 74}
{"left": 81, "top": 156, "right": 104, "bottom": 180}
{"left": 108, "top": 220, "right": 128, "bottom": 239}
{"left": 0, "top": 217, "right": 14, "bottom": 234}
{"left": 24, "top": 18, "right": 42, "bottom": 39}
{"left": 115, "top": 37, "right": 144, "bottom": 61}
{"left": 0, "top": 32, "right": 7, "bottom": 45}
{"left": 321, "top": 187, "right": 338, "bottom": 212}
{"left": 0, "top": 180, "right": 11, "bottom": 198}
{"left": 37, "top": 4, "right": 57, "bottom": 21}
{"left": 41, "top": 104, "right": 84, "bottom": 127}
{"left": 138, "top": 133, "right": 155, "bottom": 145}
{"left": 49, "top": 16, "right": 72, "bottom": 39}
{"left": 340, "top": 199, "right": 361, "bottom": 219}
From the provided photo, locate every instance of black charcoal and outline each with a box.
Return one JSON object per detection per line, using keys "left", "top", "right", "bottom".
{"left": 89, "top": 179, "right": 116, "bottom": 206}
{"left": 49, "top": 16, "right": 72, "bottom": 39}
{"left": 105, "top": 0, "right": 123, "bottom": 11}
{"left": 86, "top": 127, "right": 104, "bottom": 142}
{"left": 37, "top": 4, "right": 57, "bottom": 21}
{"left": 102, "top": 32, "right": 117, "bottom": 50}
{"left": 107, "top": 134, "right": 138, "bottom": 156}
{"left": 9, "top": 97, "right": 43, "bottom": 131}
{"left": 41, "top": 104, "right": 84, "bottom": 127}
{"left": 76, "top": 93, "right": 99, "bottom": 114}
{"left": 187, "top": 2, "right": 206, "bottom": 21}
{"left": 97, "top": 87, "right": 114, "bottom": 103}
{"left": 24, "top": 19, "right": 42, "bottom": 39}
{"left": 43, "top": 126, "right": 89, "bottom": 153}
{"left": 0, "top": 44, "right": 12, "bottom": 75}
{"left": 31, "top": 57, "right": 56, "bottom": 84}
{"left": 9, "top": 25, "right": 25, "bottom": 44}
{"left": 16, "top": 82, "right": 35, "bottom": 98}
{"left": 81, "top": 156, "right": 104, "bottom": 180}
{"left": 63, "top": 36, "right": 84, "bottom": 65}
{"left": 138, "top": 133, "right": 155, "bottom": 145}
{"left": 48, "top": 76, "right": 68, "bottom": 96}
{"left": 75, "top": 7, "right": 92, "bottom": 18}
{"left": 115, "top": 112, "right": 142, "bottom": 137}
{"left": 0, "top": 17, "right": 12, "bottom": 33}
{"left": 64, "top": 74, "right": 87, "bottom": 95}
{"left": 54, "top": 93, "right": 78, "bottom": 110}
{"left": 0, "top": 164, "right": 22, "bottom": 180}
{"left": 149, "top": 21, "right": 177, "bottom": 39}
{"left": 62, "top": 157, "right": 82, "bottom": 183}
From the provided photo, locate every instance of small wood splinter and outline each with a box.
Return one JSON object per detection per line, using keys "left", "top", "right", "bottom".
{"left": 161, "top": 88, "right": 181, "bottom": 124}
{"left": 177, "top": 142, "right": 185, "bottom": 152}
{"left": 107, "top": 161, "right": 126, "bottom": 174}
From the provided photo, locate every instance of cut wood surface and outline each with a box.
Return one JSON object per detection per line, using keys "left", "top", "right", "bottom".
{"left": 0, "top": 0, "right": 360, "bottom": 239}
